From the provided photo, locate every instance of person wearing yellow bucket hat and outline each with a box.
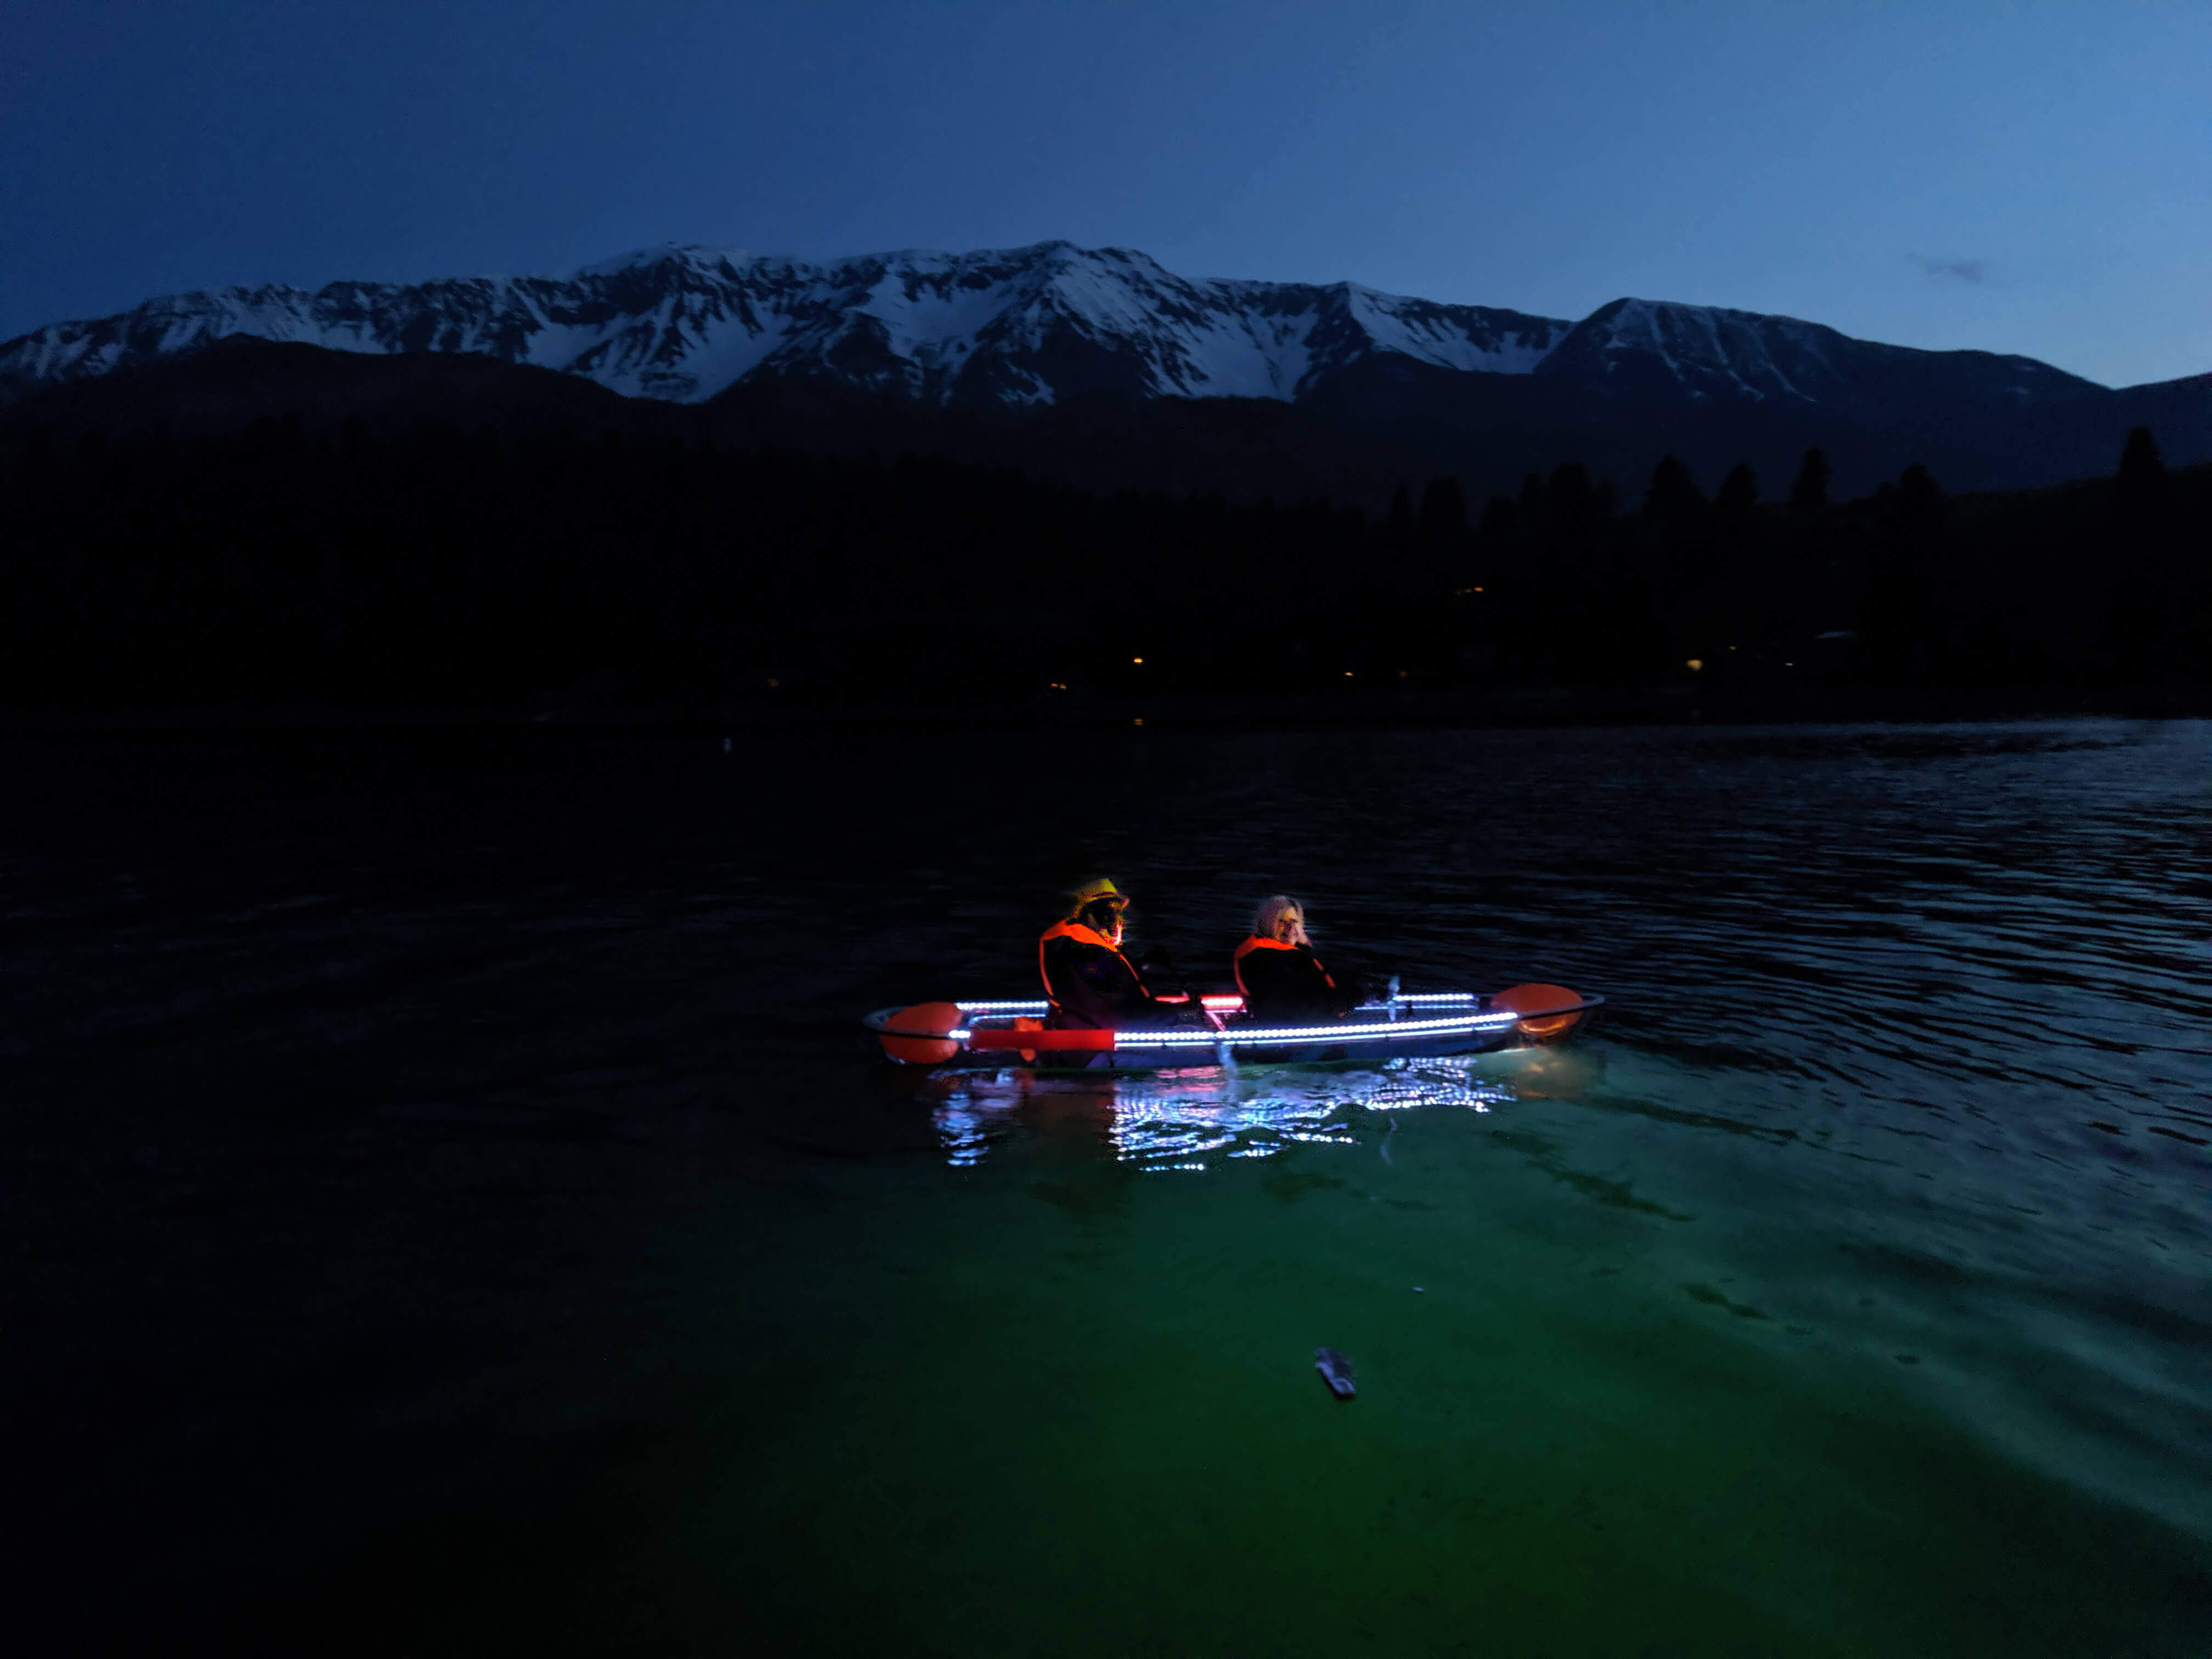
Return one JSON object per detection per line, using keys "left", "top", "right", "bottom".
{"left": 1037, "top": 878, "right": 1163, "bottom": 1031}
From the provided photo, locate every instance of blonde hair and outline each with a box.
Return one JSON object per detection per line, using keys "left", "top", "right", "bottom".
{"left": 1253, "top": 894, "right": 1304, "bottom": 938}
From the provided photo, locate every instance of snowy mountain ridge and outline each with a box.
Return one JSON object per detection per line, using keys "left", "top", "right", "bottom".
{"left": 0, "top": 241, "right": 1572, "bottom": 408}
{"left": 0, "top": 239, "right": 2112, "bottom": 415}
{"left": 1534, "top": 296, "right": 2096, "bottom": 408}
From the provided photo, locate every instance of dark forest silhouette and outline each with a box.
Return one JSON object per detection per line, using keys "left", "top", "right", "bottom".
{"left": 1, "top": 414, "right": 2204, "bottom": 715}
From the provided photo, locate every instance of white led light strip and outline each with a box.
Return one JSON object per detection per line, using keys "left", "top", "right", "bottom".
{"left": 940, "top": 1007, "right": 1543, "bottom": 1048}
{"left": 1117, "top": 1012, "right": 1519, "bottom": 1048}
{"left": 957, "top": 993, "right": 1477, "bottom": 1014}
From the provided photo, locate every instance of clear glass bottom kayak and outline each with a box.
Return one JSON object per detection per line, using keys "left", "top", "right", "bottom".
{"left": 864, "top": 988, "right": 1604, "bottom": 1071}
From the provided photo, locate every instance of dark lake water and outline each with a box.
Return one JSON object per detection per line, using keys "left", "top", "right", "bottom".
{"left": 5, "top": 718, "right": 2208, "bottom": 1655}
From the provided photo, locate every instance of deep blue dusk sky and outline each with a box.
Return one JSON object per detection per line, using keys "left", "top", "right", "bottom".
{"left": 4, "top": 0, "right": 2207, "bottom": 387}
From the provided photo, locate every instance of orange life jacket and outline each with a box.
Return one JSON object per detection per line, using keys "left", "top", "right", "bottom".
{"left": 1233, "top": 934, "right": 1338, "bottom": 1001}
{"left": 1039, "top": 919, "right": 1137, "bottom": 1008}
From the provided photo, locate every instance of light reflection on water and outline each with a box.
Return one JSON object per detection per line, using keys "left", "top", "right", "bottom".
{"left": 928, "top": 1055, "right": 1516, "bottom": 1169}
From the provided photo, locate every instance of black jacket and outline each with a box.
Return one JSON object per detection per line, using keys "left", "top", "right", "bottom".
{"left": 1040, "top": 921, "right": 1160, "bottom": 1028}
{"left": 1233, "top": 935, "right": 1355, "bottom": 1023}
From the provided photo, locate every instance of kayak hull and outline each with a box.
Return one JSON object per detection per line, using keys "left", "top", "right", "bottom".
{"left": 864, "top": 991, "right": 1602, "bottom": 1072}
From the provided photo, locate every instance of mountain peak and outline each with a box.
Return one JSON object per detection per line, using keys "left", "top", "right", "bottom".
{"left": 571, "top": 243, "right": 744, "bottom": 279}
{"left": 1536, "top": 295, "right": 2101, "bottom": 411}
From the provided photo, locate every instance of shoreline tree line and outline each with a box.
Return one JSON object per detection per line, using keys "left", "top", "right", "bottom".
{"left": 0, "top": 415, "right": 2202, "bottom": 713}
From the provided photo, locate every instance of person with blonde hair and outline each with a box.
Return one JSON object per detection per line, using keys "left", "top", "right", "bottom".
{"left": 1233, "top": 895, "right": 1356, "bottom": 1023}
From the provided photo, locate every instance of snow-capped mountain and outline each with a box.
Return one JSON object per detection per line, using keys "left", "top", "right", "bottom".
{"left": 0, "top": 241, "right": 1572, "bottom": 408}
{"left": 1534, "top": 297, "right": 2101, "bottom": 410}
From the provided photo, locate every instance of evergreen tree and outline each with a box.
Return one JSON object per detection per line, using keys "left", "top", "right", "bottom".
{"left": 1713, "top": 463, "right": 1759, "bottom": 521}
{"left": 2117, "top": 425, "right": 2166, "bottom": 494}
{"left": 1891, "top": 464, "right": 1944, "bottom": 538}
{"left": 1788, "top": 448, "right": 1831, "bottom": 514}
{"left": 2111, "top": 426, "right": 2174, "bottom": 650}
{"left": 1640, "top": 454, "right": 1706, "bottom": 523}
{"left": 1384, "top": 483, "right": 1414, "bottom": 541}
{"left": 1547, "top": 461, "right": 1595, "bottom": 523}
{"left": 1417, "top": 476, "right": 1468, "bottom": 537}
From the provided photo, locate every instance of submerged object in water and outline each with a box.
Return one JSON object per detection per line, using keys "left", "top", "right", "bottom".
{"left": 1314, "top": 1346, "right": 1357, "bottom": 1400}
{"left": 865, "top": 982, "right": 1602, "bottom": 1069}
